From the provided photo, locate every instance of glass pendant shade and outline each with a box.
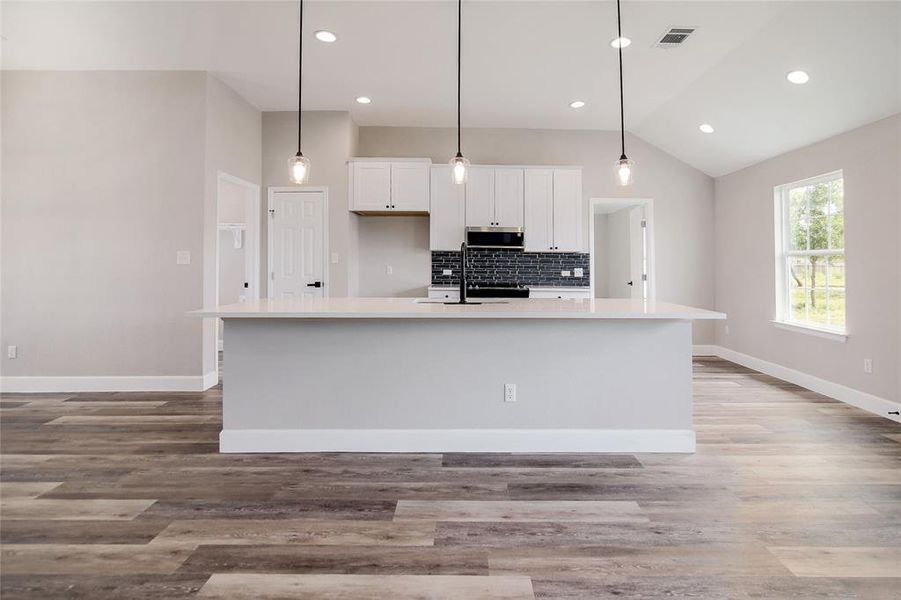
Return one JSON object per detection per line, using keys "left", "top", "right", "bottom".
{"left": 289, "top": 153, "right": 310, "bottom": 185}
{"left": 450, "top": 153, "right": 470, "bottom": 185}
{"left": 614, "top": 155, "right": 634, "bottom": 187}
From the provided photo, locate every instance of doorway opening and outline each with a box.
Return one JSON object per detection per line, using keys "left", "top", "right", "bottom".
{"left": 267, "top": 187, "right": 330, "bottom": 300}
{"left": 589, "top": 198, "right": 656, "bottom": 301}
{"left": 216, "top": 172, "right": 260, "bottom": 357}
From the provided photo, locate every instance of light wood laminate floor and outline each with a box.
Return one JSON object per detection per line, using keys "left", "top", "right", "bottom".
{"left": 1, "top": 358, "right": 900, "bottom": 599}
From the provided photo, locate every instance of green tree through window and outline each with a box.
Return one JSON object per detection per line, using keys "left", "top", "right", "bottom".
{"left": 779, "top": 173, "right": 845, "bottom": 331}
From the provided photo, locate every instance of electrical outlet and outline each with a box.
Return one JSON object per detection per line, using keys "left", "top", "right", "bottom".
{"left": 7, "top": 345, "right": 17, "bottom": 359}
{"left": 561, "top": 270, "right": 571, "bottom": 277}
{"left": 504, "top": 383, "right": 516, "bottom": 403}
{"left": 573, "top": 268, "right": 584, "bottom": 278}
{"left": 331, "top": 252, "right": 339, "bottom": 264}
{"left": 442, "top": 269, "right": 453, "bottom": 276}
{"left": 386, "top": 265, "right": 393, "bottom": 275}
{"left": 724, "top": 324, "right": 730, "bottom": 335}
{"left": 864, "top": 358, "right": 873, "bottom": 374}
{"left": 176, "top": 250, "right": 191, "bottom": 265}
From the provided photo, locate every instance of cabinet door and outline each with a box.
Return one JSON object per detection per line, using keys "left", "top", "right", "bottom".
{"left": 552, "top": 169, "right": 583, "bottom": 251}
{"left": 351, "top": 162, "right": 392, "bottom": 211}
{"left": 524, "top": 169, "right": 553, "bottom": 251}
{"left": 494, "top": 168, "right": 524, "bottom": 228}
{"left": 429, "top": 166, "right": 466, "bottom": 250}
{"left": 465, "top": 167, "right": 495, "bottom": 227}
{"left": 391, "top": 162, "right": 430, "bottom": 212}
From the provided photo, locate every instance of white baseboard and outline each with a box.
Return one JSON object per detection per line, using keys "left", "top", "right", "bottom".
{"left": 0, "top": 373, "right": 218, "bottom": 394}
{"left": 202, "top": 370, "right": 219, "bottom": 391}
{"left": 692, "top": 344, "right": 719, "bottom": 356}
{"left": 708, "top": 345, "right": 901, "bottom": 424}
{"left": 219, "top": 428, "right": 696, "bottom": 453}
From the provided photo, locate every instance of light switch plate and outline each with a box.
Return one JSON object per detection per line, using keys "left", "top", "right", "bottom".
{"left": 7, "top": 345, "right": 17, "bottom": 359}
{"left": 176, "top": 250, "right": 191, "bottom": 265}
{"left": 331, "top": 252, "right": 339, "bottom": 264}
{"left": 386, "top": 265, "right": 393, "bottom": 275}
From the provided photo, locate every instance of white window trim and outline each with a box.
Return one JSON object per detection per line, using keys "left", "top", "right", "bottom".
{"left": 773, "top": 170, "right": 847, "bottom": 336}
{"left": 771, "top": 319, "right": 848, "bottom": 342}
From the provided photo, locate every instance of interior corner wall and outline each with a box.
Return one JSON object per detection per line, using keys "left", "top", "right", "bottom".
{"left": 202, "top": 74, "right": 262, "bottom": 377}
{"left": 714, "top": 114, "right": 901, "bottom": 403}
{"left": 0, "top": 71, "right": 208, "bottom": 379}
{"left": 356, "top": 126, "right": 717, "bottom": 342}
{"left": 261, "top": 111, "right": 355, "bottom": 298}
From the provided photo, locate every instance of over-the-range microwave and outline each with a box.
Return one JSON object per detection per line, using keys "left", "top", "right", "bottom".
{"left": 465, "top": 227, "right": 525, "bottom": 249}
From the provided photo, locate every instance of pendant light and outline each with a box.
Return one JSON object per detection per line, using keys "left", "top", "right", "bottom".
{"left": 449, "top": 0, "right": 470, "bottom": 185}
{"left": 613, "top": 0, "right": 634, "bottom": 186}
{"left": 288, "top": 0, "right": 311, "bottom": 184}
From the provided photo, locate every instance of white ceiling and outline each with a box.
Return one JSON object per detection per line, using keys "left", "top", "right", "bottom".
{"left": 3, "top": 1, "right": 899, "bottom": 176}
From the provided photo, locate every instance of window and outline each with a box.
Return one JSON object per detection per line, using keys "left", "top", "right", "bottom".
{"left": 775, "top": 171, "right": 846, "bottom": 334}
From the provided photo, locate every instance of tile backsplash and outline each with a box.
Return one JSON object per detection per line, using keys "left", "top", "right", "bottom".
{"left": 431, "top": 249, "right": 590, "bottom": 287}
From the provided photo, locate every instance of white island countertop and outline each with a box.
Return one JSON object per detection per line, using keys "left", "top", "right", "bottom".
{"left": 194, "top": 297, "right": 726, "bottom": 320}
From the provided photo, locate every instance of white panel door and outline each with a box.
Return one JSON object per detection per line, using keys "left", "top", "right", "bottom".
{"left": 552, "top": 169, "right": 583, "bottom": 251}
{"left": 391, "top": 162, "right": 430, "bottom": 212}
{"left": 465, "top": 167, "right": 495, "bottom": 227}
{"left": 352, "top": 162, "right": 392, "bottom": 211}
{"left": 269, "top": 190, "right": 325, "bottom": 299}
{"left": 524, "top": 169, "right": 553, "bottom": 252}
{"left": 494, "top": 168, "right": 524, "bottom": 228}
{"left": 429, "top": 166, "right": 466, "bottom": 250}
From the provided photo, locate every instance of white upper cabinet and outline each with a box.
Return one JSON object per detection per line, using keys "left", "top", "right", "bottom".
{"left": 349, "top": 159, "right": 430, "bottom": 213}
{"left": 494, "top": 168, "right": 524, "bottom": 228}
{"left": 390, "top": 162, "right": 430, "bottom": 212}
{"left": 465, "top": 167, "right": 523, "bottom": 228}
{"left": 351, "top": 161, "right": 392, "bottom": 211}
{"left": 552, "top": 169, "right": 583, "bottom": 251}
{"left": 429, "top": 166, "right": 466, "bottom": 251}
{"left": 465, "top": 167, "right": 495, "bottom": 227}
{"left": 524, "top": 169, "right": 553, "bottom": 252}
{"left": 524, "top": 168, "right": 583, "bottom": 252}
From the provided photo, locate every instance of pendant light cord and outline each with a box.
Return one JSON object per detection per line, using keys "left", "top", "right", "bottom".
{"left": 616, "top": 0, "right": 625, "bottom": 158}
{"left": 297, "top": 0, "right": 304, "bottom": 155}
{"left": 456, "top": 0, "right": 462, "bottom": 155}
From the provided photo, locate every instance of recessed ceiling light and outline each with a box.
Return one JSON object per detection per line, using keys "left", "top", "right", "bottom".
{"left": 569, "top": 100, "right": 586, "bottom": 109}
{"left": 314, "top": 30, "right": 337, "bottom": 43}
{"left": 786, "top": 70, "right": 809, "bottom": 84}
{"left": 355, "top": 96, "right": 372, "bottom": 104}
{"left": 610, "top": 36, "right": 631, "bottom": 49}
{"left": 699, "top": 123, "right": 714, "bottom": 134}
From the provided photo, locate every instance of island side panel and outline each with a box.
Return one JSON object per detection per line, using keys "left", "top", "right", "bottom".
{"left": 221, "top": 318, "right": 694, "bottom": 452}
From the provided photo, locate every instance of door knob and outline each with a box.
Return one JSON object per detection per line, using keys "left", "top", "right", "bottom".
{"left": 627, "top": 281, "right": 633, "bottom": 286}
{"left": 306, "top": 281, "right": 322, "bottom": 288}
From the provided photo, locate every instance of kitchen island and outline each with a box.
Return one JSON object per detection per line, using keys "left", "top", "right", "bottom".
{"left": 195, "top": 297, "right": 725, "bottom": 453}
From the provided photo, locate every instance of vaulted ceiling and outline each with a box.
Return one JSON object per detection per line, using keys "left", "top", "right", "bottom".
{"left": 3, "top": 1, "right": 899, "bottom": 176}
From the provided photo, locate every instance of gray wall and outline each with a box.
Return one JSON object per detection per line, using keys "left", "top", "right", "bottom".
{"left": 0, "top": 70, "right": 261, "bottom": 379}
{"left": 714, "top": 114, "right": 900, "bottom": 403}
{"left": 1, "top": 71, "right": 207, "bottom": 377}
{"left": 356, "top": 126, "right": 716, "bottom": 342}
{"left": 261, "top": 111, "right": 358, "bottom": 298}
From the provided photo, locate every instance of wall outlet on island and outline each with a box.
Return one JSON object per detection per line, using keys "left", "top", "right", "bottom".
{"left": 385, "top": 265, "right": 393, "bottom": 275}
{"left": 504, "top": 383, "right": 517, "bottom": 403}
{"left": 864, "top": 358, "right": 873, "bottom": 374}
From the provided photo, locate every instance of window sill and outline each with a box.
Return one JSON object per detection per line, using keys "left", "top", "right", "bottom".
{"left": 771, "top": 320, "right": 847, "bottom": 342}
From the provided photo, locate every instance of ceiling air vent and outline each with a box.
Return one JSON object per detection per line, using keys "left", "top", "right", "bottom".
{"left": 655, "top": 27, "right": 696, "bottom": 48}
